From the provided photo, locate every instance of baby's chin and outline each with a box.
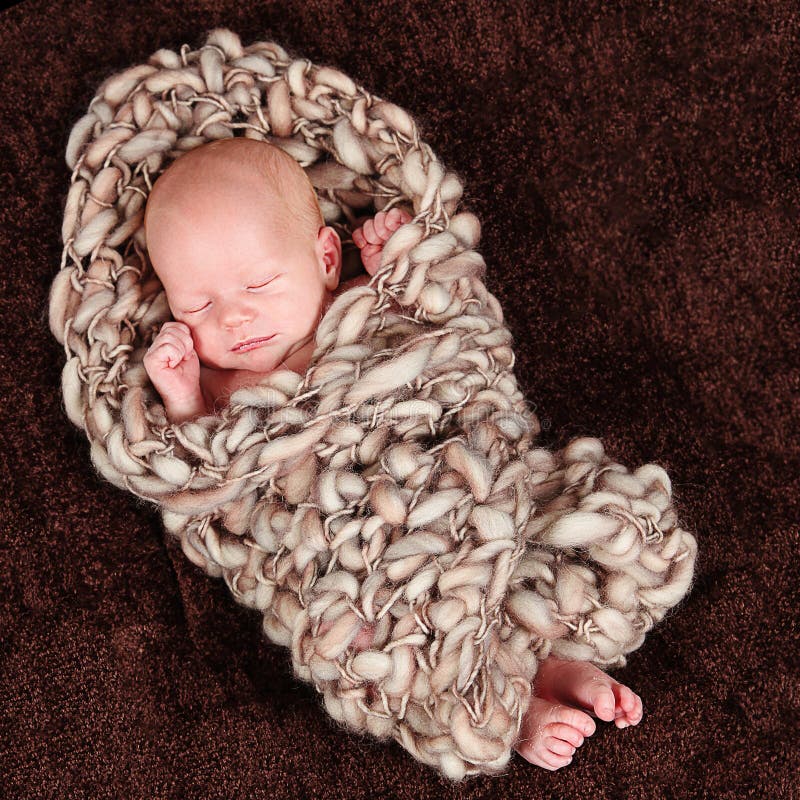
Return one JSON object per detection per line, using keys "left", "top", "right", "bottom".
{"left": 196, "top": 349, "right": 273, "bottom": 373}
{"left": 223, "top": 353, "right": 283, "bottom": 373}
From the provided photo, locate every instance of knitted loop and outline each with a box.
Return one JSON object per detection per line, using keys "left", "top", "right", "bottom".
{"left": 50, "top": 29, "right": 696, "bottom": 782}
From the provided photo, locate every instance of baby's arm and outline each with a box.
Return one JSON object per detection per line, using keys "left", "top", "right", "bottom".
{"left": 143, "top": 321, "right": 207, "bottom": 423}
{"left": 352, "top": 208, "right": 412, "bottom": 275}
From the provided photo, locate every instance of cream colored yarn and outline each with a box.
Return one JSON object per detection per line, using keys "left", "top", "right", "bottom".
{"left": 49, "top": 29, "right": 697, "bottom": 781}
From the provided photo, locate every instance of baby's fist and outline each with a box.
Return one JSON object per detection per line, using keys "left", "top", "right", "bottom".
{"left": 353, "top": 207, "right": 413, "bottom": 276}
{"left": 143, "top": 321, "right": 201, "bottom": 403}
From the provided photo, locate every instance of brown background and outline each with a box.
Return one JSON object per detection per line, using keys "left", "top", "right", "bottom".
{"left": 1, "top": 1, "right": 797, "bottom": 798}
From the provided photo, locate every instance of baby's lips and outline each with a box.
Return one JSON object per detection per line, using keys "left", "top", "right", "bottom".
{"left": 231, "top": 334, "right": 275, "bottom": 352}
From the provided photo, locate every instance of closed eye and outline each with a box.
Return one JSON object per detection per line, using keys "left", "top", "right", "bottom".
{"left": 247, "top": 275, "right": 277, "bottom": 290}
{"left": 186, "top": 301, "right": 211, "bottom": 314}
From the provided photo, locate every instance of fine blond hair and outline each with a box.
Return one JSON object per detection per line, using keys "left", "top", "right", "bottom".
{"left": 144, "top": 137, "right": 324, "bottom": 240}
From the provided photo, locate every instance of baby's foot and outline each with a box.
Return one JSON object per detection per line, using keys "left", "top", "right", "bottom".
{"left": 352, "top": 208, "right": 412, "bottom": 275}
{"left": 534, "top": 656, "right": 644, "bottom": 729}
{"left": 514, "top": 656, "right": 643, "bottom": 771}
{"left": 515, "top": 696, "right": 596, "bottom": 771}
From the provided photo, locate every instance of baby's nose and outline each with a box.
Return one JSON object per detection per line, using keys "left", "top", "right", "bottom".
{"left": 219, "top": 304, "right": 255, "bottom": 328}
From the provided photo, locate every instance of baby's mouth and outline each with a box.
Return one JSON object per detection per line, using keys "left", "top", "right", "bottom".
{"left": 231, "top": 335, "right": 275, "bottom": 353}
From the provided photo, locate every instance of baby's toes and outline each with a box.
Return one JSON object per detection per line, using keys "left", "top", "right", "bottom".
{"left": 518, "top": 738, "right": 572, "bottom": 771}
{"left": 613, "top": 684, "right": 643, "bottom": 727}
{"left": 545, "top": 735, "right": 576, "bottom": 757}
{"left": 548, "top": 722, "right": 585, "bottom": 749}
{"left": 550, "top": 705, "right": 597, "bottom": 738}
{"left": 538, "top": 748, "right": 573, "bottom": 771}
{"left": 588, "top": 683, "right": 617, "bottom": 722}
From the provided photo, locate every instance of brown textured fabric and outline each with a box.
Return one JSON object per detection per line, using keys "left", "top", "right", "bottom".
{"left": 1, "top": 1, "right": 796, "bottom": 797}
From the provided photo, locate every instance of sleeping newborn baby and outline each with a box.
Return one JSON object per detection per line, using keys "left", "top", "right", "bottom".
{"left": 143, "top": 137, "right": 404, "bottom": 421}
{"left": 143, "top": 137, "right": 643, "bottom": 772}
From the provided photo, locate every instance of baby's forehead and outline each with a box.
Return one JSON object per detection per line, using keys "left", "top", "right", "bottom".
{"left": 148, "top": 151, "right": 304, "bottom": 217}
{"left": 146, "top": 140, "right": 323, "bottom": 252}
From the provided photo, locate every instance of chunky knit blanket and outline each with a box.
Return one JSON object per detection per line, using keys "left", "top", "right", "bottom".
{"left": 48, "top": 29, "right": 697, "bottom": 781}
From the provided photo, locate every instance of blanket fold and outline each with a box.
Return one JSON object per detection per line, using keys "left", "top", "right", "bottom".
{"left": 49, "top": 28, "right": 696, "bottom": 781}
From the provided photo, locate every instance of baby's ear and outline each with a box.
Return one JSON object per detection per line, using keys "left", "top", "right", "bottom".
{"left": 317, "top": 225, "right": 342, "bottom": 289}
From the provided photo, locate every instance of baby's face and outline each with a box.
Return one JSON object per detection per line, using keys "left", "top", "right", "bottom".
{"left": 146, "top": 174, "right": 340, "bottom": 375}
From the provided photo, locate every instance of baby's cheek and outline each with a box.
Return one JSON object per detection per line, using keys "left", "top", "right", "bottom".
{"left": 189, "top": 327, "right": 214, "bottom": 361}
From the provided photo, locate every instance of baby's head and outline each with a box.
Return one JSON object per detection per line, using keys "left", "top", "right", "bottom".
{"left": 144, "top": 138, "right": 342, "bottom": 374}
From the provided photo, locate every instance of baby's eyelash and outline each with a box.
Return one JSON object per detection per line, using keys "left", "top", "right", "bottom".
{"left": 182, "top": 275, "right": 276, "bottom": 313}
{"left": 247, "top": 275, "right": 276, "bottom": 290}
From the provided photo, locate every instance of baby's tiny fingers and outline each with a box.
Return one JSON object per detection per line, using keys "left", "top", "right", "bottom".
{"left": 371, "top": 212, "right": 390, "bottom": 239}
{"left": 360, "top": 243, "right": 383, "bottom": 275}
{"left": 170, "top": 324, "right": 194, "bottom": 350}
{"left": 385, "top": 208, "right": 412, "bottom": 229}
{"left": 164, "top": 322, "right": 194, "bottom": 343}
{"left": 362, "top": 218, "right": 383, "bottom": 245}
{"left": 150, "top": 341, "right": 182, "bottom": 368}
{"left": 362, "top": 243, "right": 382, "bottom": 261}
{"left": 154, "top": 330, "right": 187, "bottom": 351}
{"left": 373, "top": 209, "right": 407, "bottom": 239}
{"left": 352, "top": 227, "right": 366, "bottom": 248}
{"left": 175, "top": 326, "right": 195, "bottom": 349}
{"left": 160, "top": 320, "right": 191, "bottom": 336}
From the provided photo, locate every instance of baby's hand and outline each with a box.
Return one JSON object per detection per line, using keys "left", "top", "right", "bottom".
{"left": 143, "top": 321, "right": 204, "bottom": 420}
{"left": 352, "top": 208, "right": 412, "bottom": 276}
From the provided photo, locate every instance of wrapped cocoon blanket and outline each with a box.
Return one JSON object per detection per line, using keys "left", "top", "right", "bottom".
{"left": 49, "top": 29, "right": 697, "bottom": 781}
